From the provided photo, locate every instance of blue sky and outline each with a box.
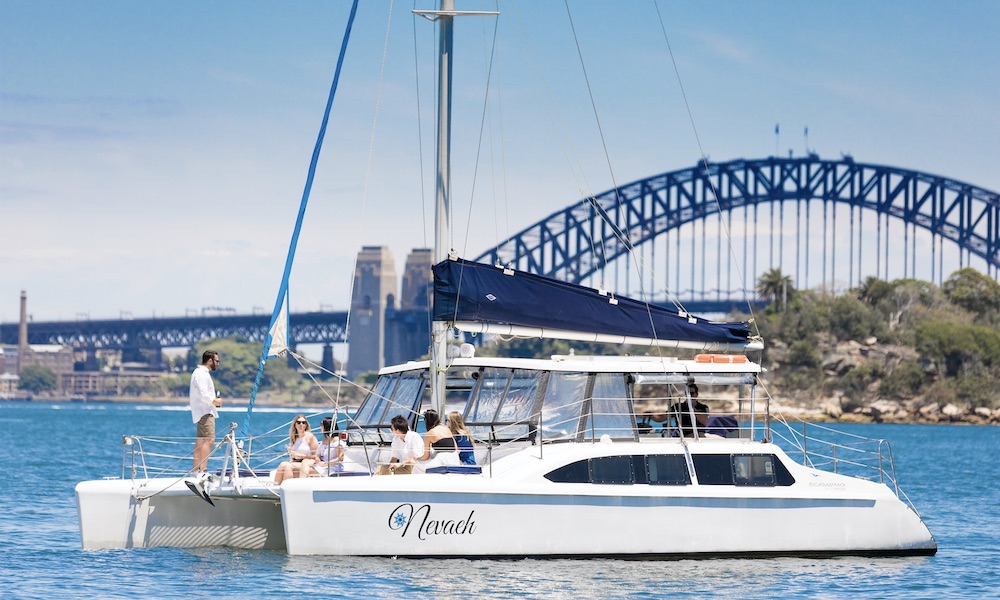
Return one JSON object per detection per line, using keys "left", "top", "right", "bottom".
{"left": 2, "top": 0, "right": 998, "bottom": 325}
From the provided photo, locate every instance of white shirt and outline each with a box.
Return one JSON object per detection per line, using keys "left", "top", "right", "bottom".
{"left": 390, "top": 430, "right": 424, "bottom": 463}
{"left": 189, "top": 364, "right": 217, "bottom": 423}
{"left": 317, "top": 437, "right": 343, "bottom": 463}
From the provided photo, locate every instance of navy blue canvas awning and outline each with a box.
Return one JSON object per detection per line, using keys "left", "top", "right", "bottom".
{"left": 433, "top": 258, "right": 751, "bottom": 346}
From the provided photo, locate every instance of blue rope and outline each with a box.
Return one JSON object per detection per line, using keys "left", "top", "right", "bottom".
{"left": 241, "top": 0, "right": 361, "bottom": 439}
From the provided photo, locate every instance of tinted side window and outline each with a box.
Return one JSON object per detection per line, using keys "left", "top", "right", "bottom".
{"left": 544, "top": 459, "right": 590, "bottom": 483}
{"left": 646, "top": 455, "right": 691, "bottom": 485}
{"left": 734, "top": 454, "right": 795, "bottom": 486}
{"left": 589, "top": 455, "right": 634, "bottom": 485}
{"left": 692, "top": 454, "right": 735, "bottom": 485}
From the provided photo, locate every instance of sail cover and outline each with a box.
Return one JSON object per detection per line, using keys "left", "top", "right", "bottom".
{"left": 433, "top": 258, "right": 751, "bottom": 346}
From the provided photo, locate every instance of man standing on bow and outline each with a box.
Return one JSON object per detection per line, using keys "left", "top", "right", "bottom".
{"left": 190, "top": 350, "right": 222, "bottom": 473}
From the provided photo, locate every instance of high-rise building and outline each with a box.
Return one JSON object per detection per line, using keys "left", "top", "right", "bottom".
{"left": 347, "top": 246, "right": 397, "bottom": 379}
{"left": 400, "top": 248, "right": 433, "bottom": 310}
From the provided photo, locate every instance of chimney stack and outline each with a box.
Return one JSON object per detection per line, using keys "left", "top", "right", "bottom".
{"left": 18, "top": 290, "right": 28, "bottom": 373}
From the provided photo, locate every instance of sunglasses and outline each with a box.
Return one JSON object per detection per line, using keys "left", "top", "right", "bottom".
{"left": 295, "top": 421, "right": 308, "bottom": 425}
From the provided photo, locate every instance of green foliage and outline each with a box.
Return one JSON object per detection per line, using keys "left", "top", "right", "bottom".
{"left": 17, "top": 365, "right": 58, "bottom": 393}
{"left": 827, "top": 294, "right": 886, "bottom": 342}
{"left": 355, "top": 372, "right": 379, "bottom": 386}
{"left": 832, "top": 362, "right": 882, "bottom": 401}
{"left": 193, "top": 337, "right": 305, "bottom": 398}
{"left": 877, "top": 359, "right": 925, "bottom": 400}
{"left": 942, "top": 267, "right": 1000, "bottom": 319}
{"left": 772, "top": 291, "right": 830, "bottom": 340}
{"left": 756, "top": 267, "right": 795, "bottom": 311}
{"left": 161, "top": 375, "right": 191, "bottom": 397}
{"left": 785, "top": 339, "right": 822, "bottom": 370}
{"left": 856, "top": 276, "right": 894, "bottom": 306}
{"left": 759, "top": 268, "right": 1000, "bottom": 410}
{"left": 915, "top": 321, "right": 1000, "bottom": 377}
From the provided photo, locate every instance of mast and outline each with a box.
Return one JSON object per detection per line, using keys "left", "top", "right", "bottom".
{"left": 432, "top": 0, "right": 454, "bottom": 416}
{"left": 416, "top": 1, "right": 497, "bottom": 415}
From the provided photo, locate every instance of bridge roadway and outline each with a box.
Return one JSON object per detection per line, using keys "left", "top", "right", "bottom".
{"left": 0, "top": 299, "right": 751, "bottom": 354}
{"left": 0, "top": 311, "right": 349, "bottom": 353}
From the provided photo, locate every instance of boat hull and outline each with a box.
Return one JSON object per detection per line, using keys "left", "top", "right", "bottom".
{"left": 75, "top": 478, "right": 285, "bottom": 550}
{"left": 279, "top": 462, "right": 936, "bottom": 557}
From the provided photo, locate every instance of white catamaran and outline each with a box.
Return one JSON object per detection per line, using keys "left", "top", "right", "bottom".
{"left": 77, "top": 1, "right": 936, "bottom": 558}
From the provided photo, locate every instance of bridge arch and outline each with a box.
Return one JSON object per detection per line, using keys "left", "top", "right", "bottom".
{"left": 474, "top": 155, "right": 999, "bottom": 301}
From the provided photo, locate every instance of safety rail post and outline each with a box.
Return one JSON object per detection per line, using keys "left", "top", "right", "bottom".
{"left": 220, "top": 423, "right": 238, "bottom": 483}
{"left": 802, "top": 423, "right": 808, "bottom": 465}
{"left": 122, "top": 436, "right": 134, "bottom": 480}
{"left": 488, "top": 429, "right": 496, "bottom": 479}
{"left": 832, "top": 443, "right": 838, "bottom": 474}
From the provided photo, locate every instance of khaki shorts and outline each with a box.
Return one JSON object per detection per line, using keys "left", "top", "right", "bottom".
{"left": 375, "top": 463, "right": 413, "bottom": 475}
{"left": 196, "top": 414, "right": 215, "bottom": 439}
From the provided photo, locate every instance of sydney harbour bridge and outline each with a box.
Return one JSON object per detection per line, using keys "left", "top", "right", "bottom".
{"left": 3, "top": 155, "right": 998, "bottom": 371}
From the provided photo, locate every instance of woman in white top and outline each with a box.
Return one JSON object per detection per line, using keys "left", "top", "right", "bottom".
{"left": 312, "top": 416, "right": 345, "bottom": 476}
{"left": 274, "top": 415, "right": 318, "bottom": 484}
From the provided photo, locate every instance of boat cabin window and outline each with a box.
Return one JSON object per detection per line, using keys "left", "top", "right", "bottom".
{"left": 693, "top": 454, "right": 795, "bottom": 486}
{"left": 415, "top": 367, "right": 481, "bottom": 431}
{"left": 589, "top": 455, "right": 633, "bottom": 484}
{"left": 540, "top": 372, "right": 588, "bottom": 442}
{"left": 348, "top": 370, "right": 425, "bottom": 442}
{"left": 544, "top": 454, "right": 690, "bottom": 486}
{"left": 582, "top": 374, "right": 636, "bottom": 441}
{"left": 464, "top": 368, "right": 543, "bottom": 444}
{"left": 733, "top": 454, "right": 795, "bottom": 486}
{"left": 645, "top": 455, "right": 691, "bottom": 485}
{"left": 692, "top": 454, "right": 734, "bottom": 485}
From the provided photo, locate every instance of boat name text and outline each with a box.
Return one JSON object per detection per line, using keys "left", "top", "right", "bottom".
{"left": 388, "top": 503, "right": 477, "bottom": 540}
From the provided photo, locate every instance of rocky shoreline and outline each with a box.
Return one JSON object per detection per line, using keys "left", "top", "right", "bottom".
{"left": 763, "top": 336, "right": 1000, "bottom": 426}
{"left": 787, "top": 398, "right": 1000, "bottom": 425}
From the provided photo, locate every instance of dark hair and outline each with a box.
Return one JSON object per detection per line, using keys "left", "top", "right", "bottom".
{"left": 321, "top": 417, "right": 338, "bottom": 435}
{"left": 423, "top": 409, "right": 440, "bottom": 430}
{"left": 390, "top": 415, "right": 409, "bottom": 434}
{"left": 688, "top": 384, "right": 699, "bottom": 397}
{"left": 202, "top": 350, "right": 218, "bottom": 365}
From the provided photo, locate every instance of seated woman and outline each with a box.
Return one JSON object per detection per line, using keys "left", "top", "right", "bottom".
{"left": 312, "top": 416, "right": 345, "bottom": 476}
{"left": 416, "top": 409, "right": 460, "bottom": 470}
{"left": 274, "top": 415, "right": 318, "bottom": 484}
{"left": 447, "top": 411, "right": 477, "bottom": 466}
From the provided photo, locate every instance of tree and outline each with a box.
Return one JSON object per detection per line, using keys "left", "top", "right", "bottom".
{"left": 856, "top": 275, "right": 893, "bottom": 306}
{"left": 18, "top": 365, "right": 58, "bottom": 393}
{"left": 828, "top": 294, "right": 886, "bottom": 342}
{"left": 942, "top": 267, "right": 1000, "bottom": 319}
{"left": 756, "top": 268, "right": 795, "bottom": 311}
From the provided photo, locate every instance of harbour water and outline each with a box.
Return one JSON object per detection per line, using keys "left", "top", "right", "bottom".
{"left": 0, "top": 402, "right": 996, "bottom": 599}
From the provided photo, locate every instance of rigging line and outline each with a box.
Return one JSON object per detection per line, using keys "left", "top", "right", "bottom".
{"left": 450, "top": 7, "right": 500, "bottom": 334}
{"left": 413, "top": 3, "right": 429, "bottom": 251}
{"left": 412, "top": 2, "right": 434, "bottom": 348}
{"left": 564, "top": 2, "right": 626, "bottom": 284}
{"left": 459, "top": 8, "right": 501, "bottom": 259}
{"left": 502, "top": 2, "right": 606, "bottom": 280}
{"left": 342, "top": 0, "right": 396, "bottom": 355}
{"left": 487, "top": 30, "right": 509, "bottom": 262}
{"left": 564, "top": 1, "right": 670, "bottom": 354}
{"left": 652, "top": 0, "right": 761, "bottom": 339}
{"left": 242, "top": 0, "right": 360, "bottom": 439}
{"left": 563, "top": 3, "right": 657, "bottom": 306}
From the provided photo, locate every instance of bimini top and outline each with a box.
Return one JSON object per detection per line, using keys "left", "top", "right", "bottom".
{"left": 433, "top": 258, "right": 756, "bottom": 351}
